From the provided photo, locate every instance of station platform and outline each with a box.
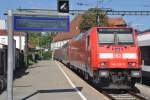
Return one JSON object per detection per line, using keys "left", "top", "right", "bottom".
{"left": 0, "top": 61, "right": 108, "bottom": 100}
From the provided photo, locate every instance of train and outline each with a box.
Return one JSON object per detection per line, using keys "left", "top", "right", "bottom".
{"left": 54, "top": 26, "right": 142, "bottom": 89}
{"left": 0, "top": 44, "right": 24, "bottom": 91}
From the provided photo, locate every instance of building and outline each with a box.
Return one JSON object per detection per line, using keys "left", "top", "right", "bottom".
{"left": 0, "top": 19, "right": 26, "bottom": 50}
{"left": 51, "top": 15, "right": 82, "bottom": 50}
{"left": 138, "top": 30, "right": 150, "bottom": 65}
{"left": 107, "top": 17, "right": 126, "bottom": 26}
{"left": 0, "top": 20, "right": 6, "bottom": 29}
{"left": 0, "top": 30, "right": 26, "bottom": 50}
{"left": 51, "top": 16, "right": 126, "bottom": 50}
{"left": 137, "top": 30, "right": 150, "bottom": 78}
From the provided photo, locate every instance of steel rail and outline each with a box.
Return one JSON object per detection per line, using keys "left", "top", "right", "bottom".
{"left": 100, "top": 90, "right": 148, "bottom": 100}
{"left": 100, "top": 90, "right": 116, "bottom": 100}
{"left": 129, "top": 91, "right": 147, "bottom": 100}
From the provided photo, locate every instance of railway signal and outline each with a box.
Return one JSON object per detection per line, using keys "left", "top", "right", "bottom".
{"left": 57, "top": 0, "right": 69, "bottom": 13}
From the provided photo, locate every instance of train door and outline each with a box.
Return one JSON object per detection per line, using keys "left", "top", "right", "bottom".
{"left": 0, "top": 49, "right": 4, "bottom": 76}
{"left": 85, "top": 35, "right": 90, "bottom": 73}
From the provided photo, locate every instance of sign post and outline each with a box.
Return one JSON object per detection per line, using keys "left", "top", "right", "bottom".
{"left": 6, "top": 9, "right": 70, "bottom": 100}
{"left": 7, "top": 10, "right": 14, "bottom": 100}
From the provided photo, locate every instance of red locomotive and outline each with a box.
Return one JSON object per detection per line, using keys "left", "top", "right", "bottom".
{"left": 54, "top": 26, "right": 141, "bottom": 89}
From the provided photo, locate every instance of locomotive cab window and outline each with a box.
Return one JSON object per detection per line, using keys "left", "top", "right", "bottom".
{"left": 97, "top": 28, "right": 134, "bottom": 45}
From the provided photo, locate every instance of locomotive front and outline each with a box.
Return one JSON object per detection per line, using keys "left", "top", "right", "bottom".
{"left": 94, "top": 27, "right": 141, "bottom": 89}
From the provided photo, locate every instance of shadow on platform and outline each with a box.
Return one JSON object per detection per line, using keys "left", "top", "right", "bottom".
{"left": 28, "top": 66, "right": 41, "bottom": 69}
{"left": 21, "top": 87, "right": 83, "bottom": 100}
{"left": 14, "top": 67, "right": 29, "bottom": 79}
{"left": 28, "top": 65, "right": 50, "bottom": 69}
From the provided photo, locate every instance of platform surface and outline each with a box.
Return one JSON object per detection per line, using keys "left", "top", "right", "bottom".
{"left": 0, "top": 61, "right": 108, "bottom": 100}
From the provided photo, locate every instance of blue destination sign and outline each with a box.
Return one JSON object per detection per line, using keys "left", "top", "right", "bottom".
{"left": 13, "top": 15, "right": 70, "bottom": 32}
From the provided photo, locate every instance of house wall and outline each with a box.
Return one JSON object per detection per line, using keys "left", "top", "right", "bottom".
{"left": 0, "top": 20, "right": 6, "bottom": 29}
{"left": 138, "top": 33, "right": 150, "bottom": 66}
{"left": 138, "top": 33, "right": 150, "bottom": 46}
{"left": 0, "top": 36, "right": 25, "bottom": 50}
{"left": 51, "top": 40, "right": 69, "bottom": 51}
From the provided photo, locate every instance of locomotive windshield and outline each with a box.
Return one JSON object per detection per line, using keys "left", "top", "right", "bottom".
{"left": 97, "top": 28, "right": 134, "bottom": 45}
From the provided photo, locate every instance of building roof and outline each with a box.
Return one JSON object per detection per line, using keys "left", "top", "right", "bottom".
{"left": 52, "top": 16, "right": 126, "bottom": 42}
{"left": 28, "top": 43, "right": 34, "bottom": 49}
{"left": 138, "top": 29, "right": 150, "bottom": 36}
{"left": 52, "top": 15, "right": 82, "bottom": 42}
{"left": 107, "top": 17, "right": 126, "bottom": 26}
{"left": 0, "top": 29, "right": 26, "bottom": 36}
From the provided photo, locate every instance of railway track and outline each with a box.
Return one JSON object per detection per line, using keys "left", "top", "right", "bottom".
{"left": 101, "top": 90, "right": 148, "bottom": 100}
{"left": 63, "top": 63, "right": 149, "bottom": 100}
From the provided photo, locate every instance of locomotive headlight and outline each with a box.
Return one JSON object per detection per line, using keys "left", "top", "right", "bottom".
{"left": 131, "top": 71, "right": 141, "bottom": 77}
{"left": 128, "top": 62, "right": 136, "bottom": 67}
{"left": 100, "top": 62, "right": 108, "bottom": 67}
{"left": 99, "top": 70, "right": 109, "bottom": 77}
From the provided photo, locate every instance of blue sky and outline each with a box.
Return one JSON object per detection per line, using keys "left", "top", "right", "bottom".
{"left": 1, "top": 0, "right": 150, "bottom": 31}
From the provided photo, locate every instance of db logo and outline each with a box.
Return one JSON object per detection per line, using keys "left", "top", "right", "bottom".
{"left": 114, "top": 53, "right": 122, "bottom": 58}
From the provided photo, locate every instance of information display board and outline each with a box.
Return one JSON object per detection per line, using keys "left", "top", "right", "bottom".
{"left": 14, "top": 15, "right": 70, "bottom": 32}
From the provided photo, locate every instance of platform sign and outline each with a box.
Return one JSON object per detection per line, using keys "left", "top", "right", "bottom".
{"left": 13, "top": 15, "right": 70, "bottom": 32}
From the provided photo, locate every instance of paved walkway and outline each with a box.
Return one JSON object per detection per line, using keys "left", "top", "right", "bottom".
{"left": 0, "top": 61, "right": 108, "bottom": 100}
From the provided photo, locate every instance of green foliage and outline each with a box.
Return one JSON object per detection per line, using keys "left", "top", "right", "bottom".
{"left": 28, "top": 32, "right": 56, "bottom": 48}
{"left": 28, "top": 32, "right": 57, "bottom": 60}
{"left": 28, "top": 58, "right": 36, "bottom": 65}
{"left": 28, "top": 32, "right": 39, "bottom": 47}
{"left": 42, "top": 51, "right": 51, "bottom": 60}
{"left": 79, "top": 8, "right": 109, "bottom": 32}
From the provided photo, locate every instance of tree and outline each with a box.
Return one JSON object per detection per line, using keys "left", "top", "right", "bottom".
{"left": 28, "top": 32, "right": 41, "bottom": 48}
{"left": 28, "top": 32, "right": 57, "bottom": 60}
{"left": 79, "top": 8, "right": 109, "bottom": 32}
{"left": 28, "top": 32, "right": 56, "bottom": 48}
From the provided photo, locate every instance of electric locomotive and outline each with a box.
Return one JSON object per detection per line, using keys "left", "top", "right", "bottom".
{"left": 55, "top": 26, "right": 141, "bottom": 89}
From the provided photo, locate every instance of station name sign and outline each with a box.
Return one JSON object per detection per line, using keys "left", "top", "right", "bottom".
{"left": 13, "top": 15, "right": 70, "bottom": 32}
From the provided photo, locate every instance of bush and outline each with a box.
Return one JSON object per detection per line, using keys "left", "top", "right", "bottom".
{"left": 42, "top": 51, "right": 51, "bottom": 60}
